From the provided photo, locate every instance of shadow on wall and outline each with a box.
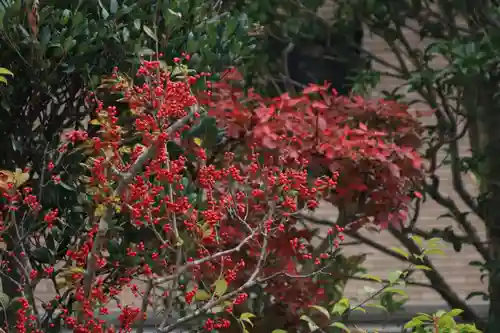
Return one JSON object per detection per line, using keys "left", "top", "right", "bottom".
{"left": 267, "top": 23, "right": 365, "bottom": 95}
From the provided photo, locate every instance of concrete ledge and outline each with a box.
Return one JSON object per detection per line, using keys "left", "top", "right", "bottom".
{"left": 91, "top": 302, "right": 488, "bottom": 328}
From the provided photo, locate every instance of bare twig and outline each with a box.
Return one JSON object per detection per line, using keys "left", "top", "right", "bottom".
{"left": 158, "top": 232, "right": 269, "bottom": 333}
{"left": 136, "top": 280, "right": 154, "bottom": 333}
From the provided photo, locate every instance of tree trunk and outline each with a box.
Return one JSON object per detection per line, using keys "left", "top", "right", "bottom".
{"left": 469, "top": 77, "right": 500, "bottom": 333}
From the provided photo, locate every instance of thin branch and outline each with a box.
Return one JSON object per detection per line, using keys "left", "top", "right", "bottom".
{"left": 158, "top": 233, "right": 269, "bottom": 333}
{"left": 153, "top": 230, "right": 258, "bottom": 286}
{"left": 389, "top": 226, "right": 485, "bottom": 330}
{"left": 298, "top": 214, "right": 411, "bottom": 263}
{"left": 425, "top": 175, "right": 490, "bottom": 262}
{"left": 136, "top": 280, "right": 154, "bottom": 333}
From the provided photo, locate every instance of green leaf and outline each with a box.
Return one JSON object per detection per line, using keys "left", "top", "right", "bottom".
{"left": 300, "top": 315, "right": 319, "bottom": 332}
{"left": 331, "top": 297, "right": 349, "bottom": 315}
{"left": 359, "top": 274, "right": 382, "bottom": 283}
{"left": 352, "top": 307, "right": 366, "bottom": 313}
{"left": 143, "top": 25, "right": 158, "bottom": 42}
{"left": 410, "top": 235, "right": 424, "bottom": 247}
{"left": 194, "top": 290, "right": 211, "bottom": 301}
{"left": 309, "top": 305, "right": 330, "bottom": 319}
{"left": 97, "top": 0, "right": 110, "bottom": 19}
{"left": 0, "top": 76, "right": 8, "bottom": 84}
{"left": 404, "top": 318, "right": 423, "bottom": 329}
{"left": 448, "top": 309, "right": 464, "bottom": 317}
{"left": 438, "top": 314, "right": 456, "bottom": 327}
{"left": 388, "top": 270, "right": 402, "bottom": 284}
{"left": 167, "top": 8, "right": 182, "bottom": 18}
{"left": 0, "top": 292, "right": 9, "bottom": 308}
{"left": 390, "top": 247, "right": 409, "bottom": 259}
{"left": 0, "top": 68, "right": 14, "bottom": 76}
{"left": 423, "top": 248, "right": 446, "bottom": 256}
{"left": 415, "top": 265, "right": 432, "bottom": 271}
{"left": 213, "top": 279, "right": 228, "bottom": 296}
{"left": 365, "top": 303, "right": 388, "bottom": 312}
{"left": 330, "top": 322, "right": 350, "bottom": 332}
{"left": 384, "top": 287, "right": 407, "bottom": 296}
{"left": 110, "top": 0, "right": 119, "bottom": 14}
{"left": 240, "top": 312, "right": 255, "bottom": 326}
{"left": 271, "top": 330, "right": 287, "bottom": 333}
{"left": 32, "top": 248, "right": 52, "bottom": 263}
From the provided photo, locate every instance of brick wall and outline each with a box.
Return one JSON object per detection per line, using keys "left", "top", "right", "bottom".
{"left": 320, "top": 25, "right": 488, "bottom": 305}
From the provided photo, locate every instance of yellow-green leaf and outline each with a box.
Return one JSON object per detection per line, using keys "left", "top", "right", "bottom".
{"left": 300, "top": 315, "right": 319, "bottom": 332}
{"left": 14, "top": 168, "right": 30, "bottom": 188}
{"left": 331, "top": 297, "right": 349, "bottom": 315}
{"left": 95, "top": 204, "right": 107, "bottom": 217}
{"left": 272, "top": 330, "right": 288, "bottom": 333}
{"left": 68, "top": 267, "right": 85, "bottom": 275}
{"left": 423, "top": 248, "right": 446, "bottom": 256}
{"left": 415, "top": 265, "right": 432, "bottom": 271}
{"left": 90, "top": 119, "right": 101, "bottom": 125}
{"left": 195, "top": 290, "right": 211, "bottom": 301}
{"left": 388, "top": 270, "right": 402, "bottom": 284}
{"left": 213, "top": 279, "right": 228, "bottom": 296}
{"left": 193, "top": 137, "right": 203, "bottom": 146}
{"left": 0, "top": 68, "right": 14, "bottom": 76}
{"left": 352, "top": 307, "right": 366, "bottom": 313}
{"left": 309, "top": 305, "right": 330, "bottom": 319}
{"left": 240, "top": 312, "right": 255, "bottom": 327}
{"left": 384, "top": 287, "right": 407, "bottom": 297}
{"left": 119, "top": 146, "right": 132, "bottom": 154}
{"left": 330, "top": 322, "right": 350, "bottom": 332}
{"left": 410, "top": 235, "right": 424, "bottom": 247}
{"left": 365, "top": 303, "right": 388, "bottom": 312}
{"left": 390, "top": 247, "right": 409, "bottom": 259}
{"left": 448, "top": 309, "right": 464, "bottom": 317}
{"left": 359, "top": 274, "right": 382, "bottom": 283}
{"left": 0, "top": 76, "right": 8, "bottom": 84}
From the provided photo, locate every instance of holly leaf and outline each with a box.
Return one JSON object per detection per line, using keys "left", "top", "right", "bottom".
{"left": 309, "top": 305, "right": 330, "bottom": 319}
{"left": 213, "top": 279, "right": 228, "bottom": 296}
{"left": 195, "top": 290, "right": 211, "bottom": 301}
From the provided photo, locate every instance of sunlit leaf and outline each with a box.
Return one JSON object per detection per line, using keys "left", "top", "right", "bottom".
{"left": 331, "top": 297, "right": 349, "bottom": 315}
{"left": 300, "top": 315, "right": 319, "bottom": 332}
{"left": 240, "top": 312, "right": 255, "bottom": 326}
{"left": 415, "top": 265, "right": 432, "bottom": 271}
{"left": 14, "top": 168, "right": 30, "bottom": 188}
{"left": 387, "top": 270, "right": 402, "bottom": 284}
{"left": 330, "top": 322, "right": 350, "bottom": 332}
{"left": 390, "top": 247, "right": 409, "bottom": 259}
{"left": 195, "top": 290, "right": 211, "bottom": 301}
{"left": 309, "top": 305, "right": 330, "bottom": 319}
{"left": 359, "top": 274, "right": 382, "bottom": 283}
{"left": 213, "top": 279, "right": 228, "bottom": 296}
{"left": 143, "top": 25, "right": 157, "bottom": 41}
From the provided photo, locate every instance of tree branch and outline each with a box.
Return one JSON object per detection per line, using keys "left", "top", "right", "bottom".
{"left": 388, "top": 226, "right": 486, "bottom": 330}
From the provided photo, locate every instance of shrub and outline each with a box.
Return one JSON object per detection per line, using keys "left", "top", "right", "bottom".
{"left": 0, "top": 56, "right": 422, "bottom": 332}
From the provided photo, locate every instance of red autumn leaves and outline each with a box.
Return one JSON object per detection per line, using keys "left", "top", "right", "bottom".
{"left": 205, "top": 68, "right": 423, "bottom": 228}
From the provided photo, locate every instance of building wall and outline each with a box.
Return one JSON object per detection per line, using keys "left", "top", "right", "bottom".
{"left": 313, "top": 22, "right": 488, "bottom": 305}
